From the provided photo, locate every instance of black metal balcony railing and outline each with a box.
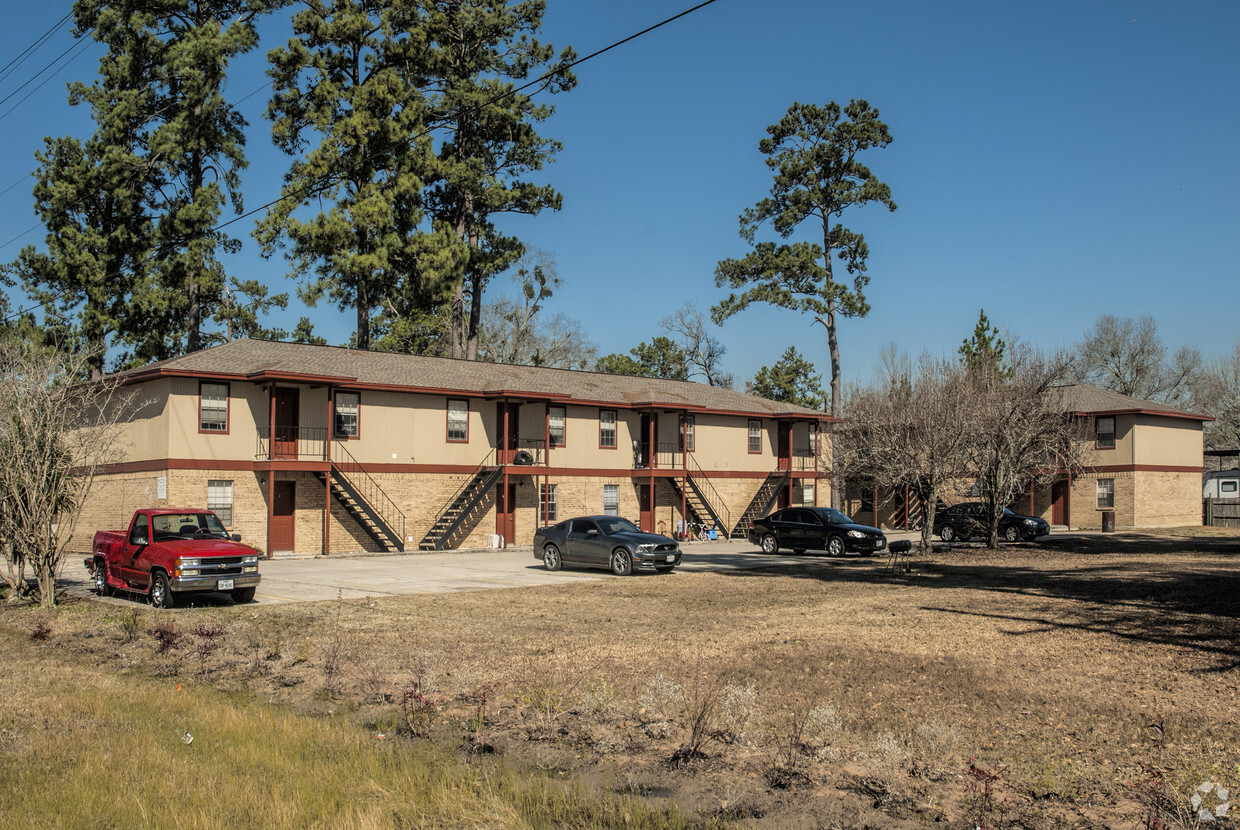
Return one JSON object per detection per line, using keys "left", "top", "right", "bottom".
{"left": 256, "top": 427, "right": 328, "bottom": 461}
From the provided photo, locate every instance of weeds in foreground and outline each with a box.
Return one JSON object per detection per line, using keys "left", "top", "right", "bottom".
{"left": 964, "top": 756, "right": 1014, "bottom": 830}
{"left": 118, "top": 608, "right": 145, "bottom": 643}
{"left": 29, "top": 619, "right": 52, "bottom": 641}
{"left": 671, "top": 672, "right": 726, "bottom": 766}
{"left": 150, "top": 618, "right": 182, "bottom": 654}
{"left": 765, "top": 696, "right": 823, "bottom": 789}
{"left": 190, "top": 621, "right": 228, "bottom": 677}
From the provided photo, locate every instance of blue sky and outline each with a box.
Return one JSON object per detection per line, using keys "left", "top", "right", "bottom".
{"left": 1, "top": 0, "right": 1237, "bottom": 389}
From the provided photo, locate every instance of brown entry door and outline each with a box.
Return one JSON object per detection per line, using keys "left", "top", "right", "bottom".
{"left": 1051, "top": 480, "right": 1069, "bottom": 526}
{"left": 497, "top": 482, "right": 517, "bottom": 545}
{"left": 273, "top": 388, "right": 299, "bottom": 459}
{"left": 270, "top": 481, "right": 296, "bottom": 554}
{"left": 638, "top": 482, "right": 652, "bottom": 532}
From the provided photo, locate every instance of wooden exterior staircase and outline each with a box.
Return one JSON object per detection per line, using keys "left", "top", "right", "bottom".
{"left": 730, "top": 470, "right": 790, "bottom": 540}
{"left": 315, "top": 441, "right": 406, "bottom": 552}
{"left": 419, "top": 451, "right": 503, "bottom": 551}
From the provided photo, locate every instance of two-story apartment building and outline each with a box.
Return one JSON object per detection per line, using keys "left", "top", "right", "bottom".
{"left": 76, "top": 339, "right": 832, "bottom": 556}
{"left": 847, "top": 384, "right": 1208, "bottom": 531}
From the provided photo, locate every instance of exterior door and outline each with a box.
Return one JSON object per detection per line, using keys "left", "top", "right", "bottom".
{"left": 270, "top": 480, "right": 295, "bottom": 553}
{"left": 638, "top": 482, "right": 653, "bottom": 532}
{"left": 496, "top": 403, "right": 519, "bottom": 464}
{"left": 1051, "top": 480, "right": 1069, "bottom": 526}
{"left": 496, "top": 482, "right": 517, "bottom": 544}
{"left": 638, "top": 414, "right": 656, "bottom": 468}
{"left": 273, "top": 388, "right": 299, "bottom": 459}
{"left": 777, "top": 422, "right": 791, "bottom": 471}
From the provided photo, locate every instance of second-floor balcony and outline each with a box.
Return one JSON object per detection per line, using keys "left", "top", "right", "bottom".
{"left": 256, "top": 427, "right": 328, "bottom": 462}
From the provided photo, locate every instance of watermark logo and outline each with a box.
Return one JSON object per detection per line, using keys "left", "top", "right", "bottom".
{"left": 1191, "top": 782, "right": 1230, "bottom": 822}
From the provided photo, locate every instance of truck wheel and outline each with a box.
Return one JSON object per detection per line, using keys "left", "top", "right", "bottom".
{"left": 93, "top": 559, "right": 112, "bottom": 597}
{"left": 232, "top": 586, "right": 256, "bottom": 604}
{"left": 150, "top": 572, "right": 176, "bottom": 609}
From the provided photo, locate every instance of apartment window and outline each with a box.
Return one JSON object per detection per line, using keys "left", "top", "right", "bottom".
{"left": 334, "top": 391, "right": 360, "bottom": 438}
{"left": 1096, "top": 416, "right": 1115, "bottom": 449}
{"left": 801, "top": 485, "right": 815, "bottom": 507}
{"left": 679, "top": 415, "right": 695, "bottom": 453}
{"left": 199, "top": 382, "right": 229, "bottom": 433}
{"left": 599, "top": 410, "right": 617, "bottom": 449}
{"left": 540, "top": 483, "right": 558, "bottom": 523}
{"left": 1097, "top": 478, "right": 1115, "bottom": 510}
{"left": 548, "top": 406, "right": 566, "bottom": 448}
{"left": 207, "top": 480, "right": 234, "bottom": 526}
{"left": 603, "top": 484, "right": 619, "bottom": 515}
{"left": 447, "top": 400, "right": 469, "bottom": 442}
{"left": 748, "top": 420, "right": 762, "bottom": 454}
{"left": 808, "top": 423, "right": 818, "bottom": 454}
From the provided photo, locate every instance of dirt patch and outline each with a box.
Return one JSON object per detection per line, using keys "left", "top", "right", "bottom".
{"left": 8, "top": 535, "right": 1240, "bottom": 828}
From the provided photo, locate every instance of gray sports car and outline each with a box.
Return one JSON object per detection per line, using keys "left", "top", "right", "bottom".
{"left": 533, "top": 515, "right": 681, "bottom": 575}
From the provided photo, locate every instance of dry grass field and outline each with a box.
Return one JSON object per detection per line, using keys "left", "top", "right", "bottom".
{"left": 3, "top": 530, "right": 1239, "bottom": 829}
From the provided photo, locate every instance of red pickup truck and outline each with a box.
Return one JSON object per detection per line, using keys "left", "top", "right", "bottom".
{"left": 86, "top": 508, "right": 261, "bottom": 608}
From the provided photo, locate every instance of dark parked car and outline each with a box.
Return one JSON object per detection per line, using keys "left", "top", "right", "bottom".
{"left": 748, "top": 507, "right": 887, "bottom": 556}
{"left": 933, "top": 502, "right": 1050, "bottom": 543}
{"left": 533, "top": 515, "right": 681, "bottom": 575}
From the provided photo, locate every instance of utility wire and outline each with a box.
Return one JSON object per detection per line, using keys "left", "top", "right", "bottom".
{"left": 0, "top": 27, "right": 96, "bottom": 115}
{"left": 0, "top": 11, "right": 73, "bottom": 86}
{"left": 0, "top": 34, "right": 96, "bottom": 125}
{"left": 2, "top": 0, "right": 723, "bottom": 325}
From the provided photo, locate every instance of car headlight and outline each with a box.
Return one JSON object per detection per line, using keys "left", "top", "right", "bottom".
{"left": 1023, "top": 519, "right": 1038, "bottom": 526}
{"left": 178, "top": 558, "right": 201, "bottom": 568}
{"left": 243, "top": 555, "right": 258, "bottom": 565}
{"left": 636, "top": 544, "right": 654, "bottom": 553}
{"left": 847, "top": 530, "right": 867, "bottom": 539}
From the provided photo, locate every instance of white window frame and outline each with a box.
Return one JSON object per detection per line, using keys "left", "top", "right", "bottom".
{"left": 548, "top": 406, "right": 566, "bottom": 448}
{"left": 200, "top": 382, "right": 229, "bottom": 433}
{"left": 748, "top": 420, "right": 762, "bottom": 454}
{"left": 540, "top": 483, "right": 558, "bottom": 523}
{"left": 1097, "top": 478, "right": 1115, "bottom": 510}
{"left": 603, "top": 484, "right": 619, "bottom": 515}
{"left": 207, "top": 480, "right": 234, "bottom": 526}
{"left": 599, "top": 410, "right": 617, "bottom": 449}
{"left": 334, "top": 391, "right": 360, "bottom": 438}
{"left": 447, "top": 399, "right": 469, "bottom": 442}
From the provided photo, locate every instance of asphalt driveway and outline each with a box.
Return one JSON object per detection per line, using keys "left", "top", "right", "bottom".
{"left": 60, "top": 534, "right": 924, "bottom": 606}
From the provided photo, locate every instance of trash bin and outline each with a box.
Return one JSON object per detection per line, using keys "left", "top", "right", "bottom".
{"left": 1101, "top": 510, "right": 1115, "bottom": 533}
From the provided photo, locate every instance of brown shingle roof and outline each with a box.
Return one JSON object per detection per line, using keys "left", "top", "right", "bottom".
{"left": 1053, "top": 384, "right": 1210, "bottom": 421}
{"left": 120, "top": 339, "right": 832, "bottom": 419}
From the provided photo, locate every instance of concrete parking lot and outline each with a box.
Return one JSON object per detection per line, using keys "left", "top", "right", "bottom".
{"left": 61, "top": 532, "right": 927, "bottom": 607}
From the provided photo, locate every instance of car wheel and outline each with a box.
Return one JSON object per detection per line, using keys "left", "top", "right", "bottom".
{"left": 542, "top": 544, "right": 562, "bottom": 571}
{"left": 150, "top": 571, "right": 175, "bottom": 609}
{"left": 232, "top": 586, "right": 256, "bottom": 604}
{"left": 1003, "top": 525, "right": 1020, "bottom": 543}
{"left": 93, "top": 559, "right": 112, "bottom": 597}
{"left": 760, "top": 534, "right": 779, "bottom": 555}
{"left": 827, "top": 536, "right": 844, "bottom": 557}
{"left": 792, "top": 548, "right": 806, "bottom": 555}
{"left": 939, "top": 525, "right": 956, "bottom": 542}
{"left": 610, "top": 548, "right": 633, "bottom": 576}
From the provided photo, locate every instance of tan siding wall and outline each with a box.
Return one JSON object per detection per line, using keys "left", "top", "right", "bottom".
{"left": 114, "top": 382, "right": 171, "bottom": 461}
{"left": 1132, "top": 416, "right": 1203, "bottom": 467}
{"left": 168, "top": 378, "right": 266, "bottom": 461}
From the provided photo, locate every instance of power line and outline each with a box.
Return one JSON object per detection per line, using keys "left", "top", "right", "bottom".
{"left": 0, "top": 27, "right": 95, "bottom": 116}
{"left": 2, "top": 0, "right": 723, "bottom": 326}
{"left": 0, "top": 34, "right": 96, "bottom": 125}
{"left": 0, "top": 11, "right": 73, "bottom": 86}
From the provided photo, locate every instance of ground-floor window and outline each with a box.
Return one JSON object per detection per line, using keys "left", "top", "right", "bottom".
{"left": 801, "top": 485, "right": 815, "bottom": 506}
{"left": 540, "top": 483, "right": 558, "bottom": 523}
{"left": 603, "top": 484, "right": 619, "bottom": 515}
{"left": 1096, "top": 478, "right": 1114, "bottom": 510}
{"left": 207, "top": 479, "right": 234, "bottom": 526}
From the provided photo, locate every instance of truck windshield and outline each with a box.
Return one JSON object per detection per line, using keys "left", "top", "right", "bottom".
{"left": 151, "top": 513, "right": 229, "bottom": 541}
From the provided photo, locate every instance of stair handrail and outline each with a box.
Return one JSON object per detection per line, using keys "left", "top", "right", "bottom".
{"left": 434, "top": 447, "right": 497, "bottom": 520}
{"left": 331, "top": 439, "right": 406, "bottom": 544}
{"left": 684, "top": 452, "right": 731, "bottom": 535}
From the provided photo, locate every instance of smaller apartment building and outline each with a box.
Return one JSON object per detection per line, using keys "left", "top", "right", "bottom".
{"left": 76, "top": 339, "right": 833, "bottom": 556}
{"left": 846, "top": 385, "right": 1208, "bottom": 531}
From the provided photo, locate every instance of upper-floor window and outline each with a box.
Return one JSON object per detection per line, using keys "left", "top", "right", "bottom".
{"left": 334, "top": 391, "right": 360, "bottom": 438}
{"left": 599, "top": 410, "right": 617, "bottom": 449}
{"left": 548, "top": 406, "right": 566, "bottom": 448}
{"left": 748, "top": 420, "right": 762, "bottom": 454}
{"left": 199, "top": 382, "right": 229, "bottom": 433}
{"left": 447, "top": 399, "right": 469, "bottom": 442}
{"left": 809, "top": 423, "right": 818, "bottom": 454}
{"left": 1097, "top": 478, "right": 1115, "bottom": 509}
{"left": 1095, "top": 416, "right": 1115, "bottom": 449}
{"left": 679, "top": 415, "right": 695, "bottom": 453}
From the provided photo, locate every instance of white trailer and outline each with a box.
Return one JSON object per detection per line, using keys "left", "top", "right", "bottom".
{"left": 1203, "top": 469, "right": 1240, "bottom": 499}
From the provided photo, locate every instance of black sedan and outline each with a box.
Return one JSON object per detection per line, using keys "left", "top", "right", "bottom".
{"left": 748, "top": 507, "right": 887, "bottom": 556}
{"left": 933, "top": 502, "right": 1050, "bottom": 543}
{"left": 533, "top": 515, "right": 681, "bottom": 575}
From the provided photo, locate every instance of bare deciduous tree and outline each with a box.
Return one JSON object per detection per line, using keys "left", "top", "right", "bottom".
{"left": 0, "top": 340, "right": 138, "bottom": 606}
{"left": 838, "top": 352, "right": 977, "bottom": 551}
{"left": 1191, "top": 338, "right": 1240, "bottom": 453}
{"left": 661, "top": 303, "right": 733, "bottom": 389}
{"left": 1074, "top": 315, "right": 1200, "bottom": 405}
{"left": 966, "top": 345, "right": 1091, "bottom": 549}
